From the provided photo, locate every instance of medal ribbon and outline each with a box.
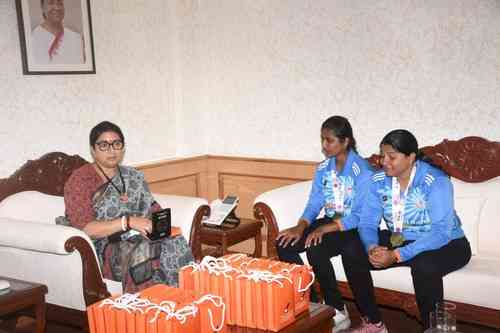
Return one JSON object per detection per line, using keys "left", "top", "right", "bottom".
{"left": 331, "top": 170, "right": 345, "bottom": 213}
{"left": 391, "top": 165, "right": 416, "bottom": 233}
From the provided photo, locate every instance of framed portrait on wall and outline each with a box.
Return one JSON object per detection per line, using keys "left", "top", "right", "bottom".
{"left": 15, "top": 0, "right": 96, "bottom": 75}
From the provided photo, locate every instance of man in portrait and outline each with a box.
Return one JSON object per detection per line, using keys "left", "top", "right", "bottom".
{"left": 30, "top": 0, "right": 85, "bottom": 64}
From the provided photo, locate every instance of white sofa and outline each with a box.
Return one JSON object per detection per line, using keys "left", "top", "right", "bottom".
{"left": 0, "top": 152, "right": 209, "bottom": 329}
{"left": 253, "top": 137, "right": 500, "bottom": 329}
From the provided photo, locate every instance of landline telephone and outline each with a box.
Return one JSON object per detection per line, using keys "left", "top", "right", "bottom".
{"left": 203, "top": 195, "right": 240, "bottom": 227}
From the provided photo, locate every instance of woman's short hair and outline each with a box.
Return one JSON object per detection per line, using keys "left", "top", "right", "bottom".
{"left": 321, "top": 115, "right": 357, "bottom": 152}
{"left": 380, "top": 129, "right": 419, "bottom": 157}
{"left": 89, "top": 121, "right": 125, "bottom": 147}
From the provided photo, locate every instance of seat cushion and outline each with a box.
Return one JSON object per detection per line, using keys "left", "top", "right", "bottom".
{"left": 453, "top": 196, "right": 484, "bottom": 255}
{"left": 442, "top": 257, "right": 500, "bottom": 309}
{"left": 333, "top": 256, "right": 500, "bottom": 310}
{"left": 0, "top": 191, "right": 64, "bottom": 224}
{"left": 308, "top": 254, "right": 500, "bottom": 310}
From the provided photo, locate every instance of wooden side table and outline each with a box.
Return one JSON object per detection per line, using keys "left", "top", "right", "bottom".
{"left": 0, "top": 276, "right": 48, "bottom": 333}
{"left": 199, "top": 218, "right": 263, "bottom": 258}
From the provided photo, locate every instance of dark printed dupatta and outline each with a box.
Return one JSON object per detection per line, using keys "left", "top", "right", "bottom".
{"left": 92, "top": 166, "right": 193, "bottom": 292}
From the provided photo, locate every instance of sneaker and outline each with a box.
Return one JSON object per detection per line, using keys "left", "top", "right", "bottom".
{"left": 332, "top": 305, "right": 351, "bottom": 332}
{"left": 347, "top": 320, "right": 388, "bottom": 333}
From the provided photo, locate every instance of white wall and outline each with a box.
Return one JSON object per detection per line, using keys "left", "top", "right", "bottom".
{"left": 0, "top": 1, "right": 177, "bottom": 177}
{"left": 1, "top": 0, "right": 499, "bottom": 177}
{"left": 175, "top": 0, "right": 500, "bottom": 161}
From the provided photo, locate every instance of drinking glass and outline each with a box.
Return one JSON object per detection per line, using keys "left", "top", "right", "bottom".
{"left": 429, "top": 301, "right": 457, "bottom": 332}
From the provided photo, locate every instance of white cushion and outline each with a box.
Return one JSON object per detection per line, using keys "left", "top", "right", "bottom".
{"left": 0, "top": 191, "right": 64, "bottom": 224}
{"left": 0, "top": 217, "right": 93, "bottom": 255}
{"left": 302, "top": 252, "right": 500, "bottom": 310}
{"left": 153, "top": 193, "right": 208, "bottom": 242}
{"left": 0, "top": 245, "right": 87, "bottom": 310}
{"left": 254, "top": 181, "right": 312, "bottom": 229}
{"left": 453, "top": 196, "right": 483, "bottom": 255}
{"left": 442, "top": 257, "right": 500, "bottom": 309}
{"left": 452, "top": 177, "right": 500, "bottom": 257}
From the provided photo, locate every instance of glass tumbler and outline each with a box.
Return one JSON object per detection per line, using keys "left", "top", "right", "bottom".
{"left": 429, "top": 301, "right": 457, "bottom": 332}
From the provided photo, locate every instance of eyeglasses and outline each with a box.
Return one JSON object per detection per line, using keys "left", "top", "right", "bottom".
{"left": 95, "top": 140, "right": 124, "bottom": 152}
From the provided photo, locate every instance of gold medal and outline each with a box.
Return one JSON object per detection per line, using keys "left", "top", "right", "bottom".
{"left": 332, "top": 212, "right": 343, "bottom": 220}
{"left": 390, "top": 232, "right": 405, "bottom": 248}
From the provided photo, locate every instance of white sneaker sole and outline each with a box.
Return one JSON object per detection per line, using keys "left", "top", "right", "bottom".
{"left": 333, "top": 318, "right": 351, "bottom": 332}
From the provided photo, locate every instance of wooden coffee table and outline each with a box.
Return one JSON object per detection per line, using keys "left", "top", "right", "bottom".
{"left": 228, "top": 302, "right": 335, "bottom": 333}
{"left": 0, "top": 276, "right": 48, "bottom": 333}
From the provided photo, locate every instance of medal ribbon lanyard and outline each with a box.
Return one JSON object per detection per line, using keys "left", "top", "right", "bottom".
{"left": 331, "top": 170, "right": 345, "bottom": 213}
{"left": 391, "top": 165, "right": 416, "bottom": 233}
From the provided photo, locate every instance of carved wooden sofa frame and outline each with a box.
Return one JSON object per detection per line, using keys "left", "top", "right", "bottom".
{"left": 254, "top": 136, "right": 500, "bottom": 329}
{"left": 0, "top": 152, "right": 209, "bottom": 329}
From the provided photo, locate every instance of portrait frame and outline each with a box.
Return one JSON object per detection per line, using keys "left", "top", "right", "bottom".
{"left": 15, "top": 0, "right": 96, "bottom": 75}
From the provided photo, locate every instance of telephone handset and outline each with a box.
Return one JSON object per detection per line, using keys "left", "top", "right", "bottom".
{"left": 204, "top": 195, "right": 239, "bottom": 226}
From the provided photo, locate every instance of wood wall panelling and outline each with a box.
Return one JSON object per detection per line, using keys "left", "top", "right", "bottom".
{"left": 137, "top": 156, "right": 208, "bottom": 198}
{"left": 136, "top": 154, "right": 317, "bottom": 256}
{"left": 218, "top": 173, "right": 304, "bottom": 219}
{"left": 148, "top": 174, "right": 199, "bottom": 197}
{"left": 207, "top": 155, "right": 316, "bottom": 218}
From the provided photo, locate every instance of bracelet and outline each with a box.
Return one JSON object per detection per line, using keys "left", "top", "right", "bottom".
{"left": 126, "top": 215, "right": 130, "bottom": 230}
{"left": 121, "top": 216, "right": 127, "bottom": 231}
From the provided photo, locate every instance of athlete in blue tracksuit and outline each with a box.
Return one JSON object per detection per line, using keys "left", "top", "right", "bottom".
{"left": 276, "top": 116, "right": 372, "bottom": 332}
{"left": 343, "top": 129, "right": 471, "bottom": 333}
{"left": 301, "top": 150, "right": 373, "bottom": 231}
{"left": 360, "top": 160, "right": 465, "bottom": 261}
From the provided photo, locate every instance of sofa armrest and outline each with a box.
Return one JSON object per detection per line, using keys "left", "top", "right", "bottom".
{"left": 253, "top": 181, "right": 312, "bottom": 258}
{"left": 0, "top": 217, "right": 110, "bottom": 307}
{"left": 153, "top": 194, "right": 210, "bottom": 257}
{"left": 254, "top": 181, "right": 312, "bottom": 230}
{"left": 0, "top": 217, "right": 94, "bottom": 255}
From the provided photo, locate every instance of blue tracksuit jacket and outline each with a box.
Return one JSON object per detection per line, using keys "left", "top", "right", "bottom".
{"left": 359, "top": 160, "right": 465, "bottom": 261}
{"left": 301, "top": 149, "right": 373, "bottom": 230}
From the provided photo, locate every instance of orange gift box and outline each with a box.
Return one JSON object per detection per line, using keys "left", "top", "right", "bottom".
{"left": 179, "top": 264, "right": 197, "bottom": 291}
{"left": 140, "top": 285, "right": 199, "bottom": 333}
{"left": 140, "top": 284, "right": 185, "bottom": 304}
{"left": 142, "top": 284, "right": 227, "bottom": 333}
{"left": 220, "top": 253, "right": 252, "bottom": 271}
{"left": 170, "top": 303, "right": 200, "bottom": 333}
{"left": 225, "top": 256, "right": 296, "bottom": 331}
{"left": 87, "top": 303, "right": 97, "bottom": 333}
{"left": 267, "top": 260, "right": 314, "bottom": 316}
{"left": 87, "top": 296, "right": 120, "bottom": 333}
{"left": 290, "top": 264, "right": 314, "bottom": 315}
{"left": 242, "top": 277, "right": 258, "bottom": 328}
{"left": 221, "top": 269, "right": 238, "bottom": 325}
{"left": 208, "top": 270, "right": 225, "bottom": 298}
{"left": 243, "top": 259, "right": 274, "bottom": 330}
{"left": 183, "top": 255, "right": 244, "bottom": 326}
{"left": 87, "top": 296, "right": 136, "bottom": 333}
{"left": 263, "top": 273, "right": 295, "bottom": 331}
{"left": 233, "top": 274, "right": 245, "bottom": 327}
{"left": 177, "top": 254, "right": 314, "bottom": 331}
{"left": 87, "top": 284, "right": 228, "bottom": 333}
{"left": 194, "top": 294, "right": 227, "bottom": 333}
